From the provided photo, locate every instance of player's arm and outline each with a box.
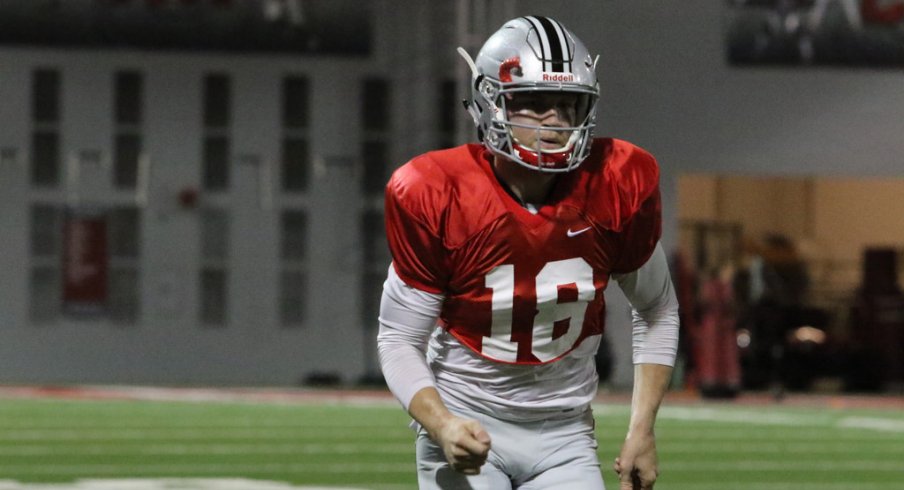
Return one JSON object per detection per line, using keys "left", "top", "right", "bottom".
{"left": 612, "top": 242, "right": 679, "bottom": 489}
{"left": 376, "top": 266, "right": 491, "bottom": 474}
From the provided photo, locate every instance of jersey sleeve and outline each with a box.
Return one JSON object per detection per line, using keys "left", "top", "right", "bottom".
{"left": 383, "top": 163, "right": 449, "bottom": 294}
{"left": 610, "top": 145, "right": 663, "bottom": 274}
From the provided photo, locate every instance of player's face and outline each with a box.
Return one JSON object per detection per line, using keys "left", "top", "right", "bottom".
{"left": 505, "top": 91, "right": 579, "bottom": 151}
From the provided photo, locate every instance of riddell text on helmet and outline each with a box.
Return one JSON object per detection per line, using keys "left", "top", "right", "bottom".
{"left": 541, "top": 72, "right": 575, "bottom": 82}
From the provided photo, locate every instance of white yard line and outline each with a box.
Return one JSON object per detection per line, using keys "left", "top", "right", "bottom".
{"left": 659, "top": 440, "right": 904, "bottom": 453}
{"left": 0, "top": 443, "right": 413, "bottom": 456}
{"left": 0, "top": 463, "right": 412, "bottom": 475}
{"left": 662, "top": 460, "right": 904, "bottom": 472}
{"left": 659, "top": 406, "right": 826, "bottom": 426}
{"left": 838, "top": 416, "right": 904, "bottom": 432}
{"left": 650, "top": 484, "right": 899, "bottom": 490}
{"left": 0, "top": 480, "right": 369, "bottom": 490}
{"left": 0, "top": 386, "right": 398, "bottom": 408}
{"left": 610, "top": 405, "right": 904, "bottom": 434}
{"left": 0, "top": 427, "right": 394, "bottom": 440}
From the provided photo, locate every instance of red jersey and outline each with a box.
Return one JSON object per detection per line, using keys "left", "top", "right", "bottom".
{"left": 384, "top": 138, "right": 661, "bottom": 365}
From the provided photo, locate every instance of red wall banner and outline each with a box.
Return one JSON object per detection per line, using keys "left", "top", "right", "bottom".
{"left": 62, "top": 212, "right": 108, "bottom": 314}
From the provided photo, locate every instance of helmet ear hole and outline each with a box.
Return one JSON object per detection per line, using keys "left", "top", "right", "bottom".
{"left": 479, "top": 79, "right": 498, "bottom": 102}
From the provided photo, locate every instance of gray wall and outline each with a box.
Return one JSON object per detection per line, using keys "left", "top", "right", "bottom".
{"left": 0, "top": 50, "right": 372, "bottom": 385}
{"left": 0, "top": 1, "right": 901, "bottom": 388}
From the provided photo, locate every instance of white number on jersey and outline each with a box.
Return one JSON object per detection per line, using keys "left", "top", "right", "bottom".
{"left": 482, "top": 258, "right": 596, "bottom": 362}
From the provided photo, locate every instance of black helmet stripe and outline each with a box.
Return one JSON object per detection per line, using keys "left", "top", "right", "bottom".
{"left": 546, "top": 17, "right": 573, "bottom": 72}
{"left": 535, "top": 16, "right": 568, "bottom": 73}
{"left": 522, "top": 16, "right": 550, "bottom": 71}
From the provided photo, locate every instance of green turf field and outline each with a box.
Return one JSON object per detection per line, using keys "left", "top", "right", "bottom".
{"left": 0, "top": 395, "right": 901, "bottom": 489}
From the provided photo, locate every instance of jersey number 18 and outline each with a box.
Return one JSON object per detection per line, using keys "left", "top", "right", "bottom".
{"left": 482, "top": 257, "right": 596, "bottom": 363}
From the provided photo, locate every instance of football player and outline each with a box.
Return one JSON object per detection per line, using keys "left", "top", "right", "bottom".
{"left": 378, "top": 15, "right": 678, "bottom": 490}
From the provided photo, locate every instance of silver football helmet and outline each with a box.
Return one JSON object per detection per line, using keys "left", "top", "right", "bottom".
{"left": 460, "top": 16, "right": 600, "bottom": 172}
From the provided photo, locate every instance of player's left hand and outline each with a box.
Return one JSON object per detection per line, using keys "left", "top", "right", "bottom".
{"left": 614, "top": 430, "right": 659, "bottom": 489}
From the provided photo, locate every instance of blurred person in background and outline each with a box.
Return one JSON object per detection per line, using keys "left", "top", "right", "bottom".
{"left": 750, "top": 233, "right": 810, "bottom": 395}
{"left": 377, "top": 16, "right": 679, "bottom": 490}
{"left": 694, "top": 262, "right": 742, "bottom": 398}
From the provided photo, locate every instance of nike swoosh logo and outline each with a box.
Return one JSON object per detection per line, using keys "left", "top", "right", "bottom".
{"left": 567, "top": 226, "right": 592, "bottom": 237}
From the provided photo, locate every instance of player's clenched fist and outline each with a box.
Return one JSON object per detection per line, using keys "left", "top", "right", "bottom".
{"left": 614, "top": 430, "right": 660, "bottom": 490}
{"left": 434, "top": 416, "right": 491, "bottom": 474}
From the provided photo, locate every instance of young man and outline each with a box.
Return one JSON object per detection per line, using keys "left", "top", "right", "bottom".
{"left": 378, "top": 15, "right": 678, "bottom": 490}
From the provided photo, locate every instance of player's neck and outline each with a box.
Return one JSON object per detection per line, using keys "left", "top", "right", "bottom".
{"left": 492, "top": 156, "right": 558, "bottom": 206}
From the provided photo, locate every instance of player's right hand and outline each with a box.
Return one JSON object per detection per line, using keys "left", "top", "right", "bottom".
{"left": 435, "top": 416, "right": 492, "bottom": 474}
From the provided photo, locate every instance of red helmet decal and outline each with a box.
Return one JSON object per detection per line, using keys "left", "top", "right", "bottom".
{"left": 498, "top": 57, "right": 522, "bottom": 83}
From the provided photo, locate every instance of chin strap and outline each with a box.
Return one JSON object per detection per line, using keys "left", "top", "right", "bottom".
{"left": 512, "top": 143, "right": 572, "bottom": 169}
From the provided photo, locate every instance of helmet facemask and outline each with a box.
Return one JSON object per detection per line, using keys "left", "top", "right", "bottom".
{"left": 481, "top": 82, "right": 598, "bottom": 172}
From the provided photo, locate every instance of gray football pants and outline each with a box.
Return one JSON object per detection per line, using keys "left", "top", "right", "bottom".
{"left": 415, "top": 406, "right": 605, "bottom": 489}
